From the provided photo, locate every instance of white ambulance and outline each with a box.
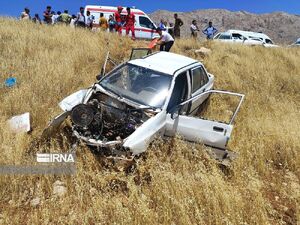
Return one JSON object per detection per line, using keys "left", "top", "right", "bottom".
{"left": 84, "top": 5, "right": 159, "bottom": 39}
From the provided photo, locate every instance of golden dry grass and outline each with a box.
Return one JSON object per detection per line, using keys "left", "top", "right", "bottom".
{"left": 0, "top": 18, "right": 299, "bottom": 225}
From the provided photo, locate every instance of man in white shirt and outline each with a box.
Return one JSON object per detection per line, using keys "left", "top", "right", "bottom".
{"left": 155, "top": 27, "right": 175, "bottom": 52}
{"left": 190, "top": 20, "right": 199, "bottom": 38}
{"left": 85, "top": 11, "right": 94, "bottom": 29}
{"left": 76, "top": 7, "right": 86, "bottom": 28}
{"left": 20, "top": 8, "right": 30, "bottom": 20}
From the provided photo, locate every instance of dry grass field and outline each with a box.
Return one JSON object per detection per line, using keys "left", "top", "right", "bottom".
{"left": 0, "top": 18, "right": 299, "bottom": 225}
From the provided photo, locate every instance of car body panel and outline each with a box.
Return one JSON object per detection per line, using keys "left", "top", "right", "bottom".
{"left": 129, "top": 52, "right": 198, "bottom": 75}
{"left": 123, "top": 111, "right": 166, "bottom": 154}
{"left": 165, "top": 114, "right": 233, "bottom": 149}
{"left": 59, "top": 89, "right": 89, "bottom": 112}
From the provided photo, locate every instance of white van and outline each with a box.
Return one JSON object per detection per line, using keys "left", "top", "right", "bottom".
{"left": 214, "top": 30, "right": 278, "bottom": 47}
{"left": 84, "top": 5, "right": 159, "bottom": 40}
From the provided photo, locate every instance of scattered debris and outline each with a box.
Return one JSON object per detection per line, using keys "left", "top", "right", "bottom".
{"left": 53, "top": 180, "right": 67, "bottom": 197}
{"left": 8, "top": 112, "right": 30, "bottom": 133}
{"left": 89, "top": 188, "right": 97, "bottom": 196}
{"left": 4, "top": 77, "right": 17, "bottom": 87}
{"left": 30, "top": 197, "right": 40, "bottom": 207}
{"left": 195, "top": 47, "right": 212, "bottom": 55}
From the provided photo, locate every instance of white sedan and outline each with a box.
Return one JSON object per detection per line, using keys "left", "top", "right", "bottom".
{"left": 46, "top": 51, "right": 244, "bottom": 158}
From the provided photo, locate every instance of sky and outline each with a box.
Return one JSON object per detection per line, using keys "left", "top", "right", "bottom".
{"left": 0, "top": 0, "right": 299, "bottom": 17}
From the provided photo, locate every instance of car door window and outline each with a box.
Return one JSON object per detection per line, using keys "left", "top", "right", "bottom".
{"left": 139, "top": 16, "right": 154, "bottom": 29}
{"left": 167, "top": 72, "right": 189, "bottom": 113}
{"left": 232, "top": 33, "right": 244, "bottom": 40}
{"left": 191, "top": 67, "right": 209, "bottom": 93}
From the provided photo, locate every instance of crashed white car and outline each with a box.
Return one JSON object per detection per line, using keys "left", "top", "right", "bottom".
{"left": 214, "top": 30, "right": 278, "bottom": 47}
{"left": 47, "top": 51, "right": 244, "bottom": 158}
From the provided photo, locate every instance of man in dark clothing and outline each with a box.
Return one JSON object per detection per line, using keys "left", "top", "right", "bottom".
{"left": 32, "top": 14, "right": 42, "bottom": 24}
{"left": 174, "top": 13, "right": 183, "bottom": 38}
{"left": 43, "top": 6, "right": 52, "bottom": 24}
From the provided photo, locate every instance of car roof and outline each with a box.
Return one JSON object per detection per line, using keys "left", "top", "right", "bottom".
{"left": 129, "top": 52, "right": 199, "bottom": 75}
{"left": 227, "top": 30, "right": 270, "bottom": 39}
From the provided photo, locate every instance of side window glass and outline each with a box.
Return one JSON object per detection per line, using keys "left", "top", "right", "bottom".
{"left": 232, "top": 33, "right": 243, "bottom": 40}
{"left": 139, "top": 16, "right": 154, "bottom": 29}
{"left": 265, "top": 39, "right": 273, "bottom": 44}
{"left": 191, "top": 67, "right": 209, "bottom": 93}
{"left": 219, "top": 34, "right": 231, "bottom": 40}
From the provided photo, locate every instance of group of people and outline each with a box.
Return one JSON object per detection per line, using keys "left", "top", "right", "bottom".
{"left": 20, "top": 6, "right": 94, "bottom": 28}
{"left": 20, "top": 6, "right": 138, "bottom": 38}
{"left": 157, "top": 14, "right": 218, "bottom": 40}
{"left": 155, "top": 14, "right": 218, "bottom": 52}
{"left": 97, "top": 6, "right": 137, "bottom": 39}
{"left": 20, "top": 6, "right": 218, "bottom": 53}
{"left": 190, "top": 20, "right": 218, "bottom": 39}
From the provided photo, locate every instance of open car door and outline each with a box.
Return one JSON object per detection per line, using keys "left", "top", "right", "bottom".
{"left": 130, "top": 48, "right": 152, "bottom": 60}
{"left": 165, "top": 90, "right": 245, "bottom": 150}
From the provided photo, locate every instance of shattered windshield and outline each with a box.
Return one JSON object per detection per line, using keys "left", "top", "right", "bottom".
{"left": 100, "top": 63, "right": 172, "bottom": 108}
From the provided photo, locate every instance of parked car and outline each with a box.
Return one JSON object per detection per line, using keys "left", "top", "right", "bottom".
{"left": 85, "top": 5, "right": 159, "bottom": 40}
{"left": 46, "top": 50, "right": 244, "bottom": 159}
{"left": 214, "top": 30, "right": 278, "bottom": 47}
{"left": 289, "top": 38, "right": 300, "bottom": 47}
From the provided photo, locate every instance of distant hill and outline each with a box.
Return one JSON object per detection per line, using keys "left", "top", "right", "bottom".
{"left": 149, "top": 9, "right": 300, "bottom": 44}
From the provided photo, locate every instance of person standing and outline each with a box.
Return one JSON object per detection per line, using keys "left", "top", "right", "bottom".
{"left": 76, "top": 7, "right": 86, "bottom": 28}
{"left": 202, "top": 21, "right": 218, "bottom": 40}
{"left": 99, "top": 13, "right": 108, "bottom": 31}
{"left": 70, "top": 15, "right": 77, "bottom": 28}
{"left": 174, "top": 13, "right": 183, "bottom": 38}
{"left": 32, "top": 14, "right": 42, "bottom": 24}
{"left": 155, "top": 27, "right": 174, "bottom": 52}
{"left": 115, "top": 6, "right": 123, "bottom": 35}
{"left": 167, "top": 22, "right": 175, "bottom": 38}
{"left": 43, "top": 6, "right": 52, "bottom": 24}
{"left": 60, "top": 10, "right": 71, "bottom": 25}
{"left": 86, "top": 11, "right": 94, "bottom": 29}
{"left": 108, "top": 15, "right": 116, "bottom": 32}
{"left": 52, "top": 11, "right": 61, "bottom": 25}
{"left": 125, "top": 7, "right": 135, "bottom": 40}
{"left": 20, "top": 7, "right": 30, "bottom": 20}
{"left": 190, "top": 20, "right": 200, "bottom": 38}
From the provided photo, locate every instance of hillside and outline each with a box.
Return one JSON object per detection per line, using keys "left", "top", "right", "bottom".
{"left": 0, "top": 18, "right": 299, "bottom": 224}
{"left": 149, "top": 9, "right": 300, "bottom": 44}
